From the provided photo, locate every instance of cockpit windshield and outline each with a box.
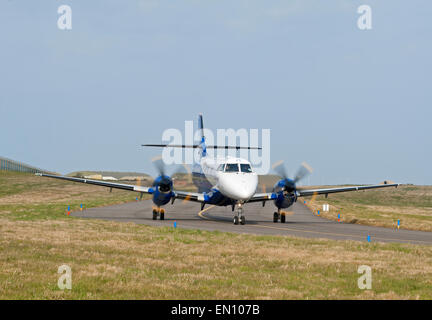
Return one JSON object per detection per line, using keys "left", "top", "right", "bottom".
{"left": 217, "top": 164, "right": 225, "bottom": 171}
{"left": 225, "top": 163, "right": 239, "bottom": 172}
{"left": 240, "top": 164, "right": 252, "bottom": 173}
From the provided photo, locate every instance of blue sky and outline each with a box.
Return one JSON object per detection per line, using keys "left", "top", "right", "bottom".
{"left": 1, "top": 1, "right": 431, "bottom": 185}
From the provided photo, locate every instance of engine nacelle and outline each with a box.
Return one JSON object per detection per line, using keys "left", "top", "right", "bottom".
{"left": 151, "top": 175, "right": 174, "bottom": 206}
{"left": 273, "top": 178, "right": 297, "bottom": 209}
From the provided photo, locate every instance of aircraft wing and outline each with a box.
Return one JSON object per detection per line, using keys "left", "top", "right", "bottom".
{"left": 246, "top": 193, "right": 277, "bottom": 203}
{"left": 172, "top": 191, "right": 208, "bottom": 202}
{"left": 36, "top": 173, "right": 153, "bottom": 193}
{"left": 35, "top": 173, "right": 206, "bottom": 202}
{"left": 247, "top": 183, "right": 399, "bottom": 203}
{"left": 297, "top": 183, "right": 399, "bottom": 197}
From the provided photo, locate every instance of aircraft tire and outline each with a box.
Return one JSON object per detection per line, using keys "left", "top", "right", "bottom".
{"left": 152, "top": 210, "right": 157, "bottom": 220}
{"left": 160, "top": 211, "right": 165, "bottom": 220}
{"left": 273, "top": 212, "right": 278, "bottom": 223}
{"left": 240, "top": 216, "right": 246, "bottom": 225}
{"left": 233, "top": 216, "right": 239, "bottom": 225}
{"left": 281, "top": 214, "right": 286, "bottom": 223}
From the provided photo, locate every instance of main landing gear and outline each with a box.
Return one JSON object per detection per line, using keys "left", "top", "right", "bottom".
{"left": 273, "top": 209, "right": 286, "bottom": 223}
{"left": 152, "top": 207, "right": 165, "bottom": 220}
{"left": 233, "top": 204, "right": 246, "bottom": 225}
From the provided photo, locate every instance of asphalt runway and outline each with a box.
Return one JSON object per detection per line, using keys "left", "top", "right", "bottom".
{"left": 72, "top": 200, "right": 432, "bottom": 245}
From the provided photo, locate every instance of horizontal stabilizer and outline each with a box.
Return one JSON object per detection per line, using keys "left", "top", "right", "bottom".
{"left": 142, "top": 144, "right": 261, "bottom": 150}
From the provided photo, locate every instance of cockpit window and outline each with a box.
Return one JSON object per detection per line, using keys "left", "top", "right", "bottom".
{"left": 225, "top": 163, "right": 239, "bottom": 172}
{"left": 217, "top": 164, "right": 225, "bottom": 171}
{"left": 240, "top": 164, "right": 252, "bottom": 173}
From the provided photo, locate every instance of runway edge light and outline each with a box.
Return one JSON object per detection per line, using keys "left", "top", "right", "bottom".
{"left": 367, "top": 234, "right": 371, "bottom": 242}
{"left": 397, "top": 219, "right": 400, "bottom": 230}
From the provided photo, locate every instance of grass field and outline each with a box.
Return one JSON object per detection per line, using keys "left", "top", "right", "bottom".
{"left": 1, "top": 172, "right": 431, "bottom": 299}
{"left": 303, "top": 185, "right": 432, "bottom": 232}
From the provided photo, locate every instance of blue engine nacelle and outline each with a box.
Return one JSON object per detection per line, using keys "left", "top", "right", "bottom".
{"left": 273, "top": 178, "right": 297, "bottom": 209}
{"left": 151, "top": 175, "right": 174, "bottom": 207}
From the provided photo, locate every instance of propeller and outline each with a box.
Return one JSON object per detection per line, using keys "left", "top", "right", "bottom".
{"left": 272, "top": 160, "right": 313, "bottom": 185}
{"left": 150, "top": 156, "right": 194, "bottom": 189}
{"left": 272, "top": 160, "right": 288, "bottom": 180}
{"left": 151, "top": 155, "right": 166, "bottom": 177}
{"left": 294, "top": 162, "right": 313, "bottom": 183}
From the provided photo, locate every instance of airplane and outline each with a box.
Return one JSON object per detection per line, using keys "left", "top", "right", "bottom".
{"left": 36, "top": 114, "right": 399, "bottom": 225}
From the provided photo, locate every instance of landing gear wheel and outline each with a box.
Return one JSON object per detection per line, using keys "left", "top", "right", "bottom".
{"left": 233, "top": 216, "right": 239, "bottom": 225}
{"left": 280, "top": 214, "right": 286, "bottom": 223}
{"left": 240, "top": 216, "right": 246, "bottom": 225}
{"left": 160, "top": 211, "right": 165, "bottom": 220}
{"left": 152, "top": 209, "right": 157, "bottom": 220}
{"left": 273, "top": 212, "right": 279, "bottom": 223}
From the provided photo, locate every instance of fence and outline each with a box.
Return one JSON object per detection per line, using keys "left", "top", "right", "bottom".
{"left": 0, "top": 156, "right": 50, "bottom": 174}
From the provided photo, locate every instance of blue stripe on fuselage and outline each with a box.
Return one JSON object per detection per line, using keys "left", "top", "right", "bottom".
{"left": 206, "top": 188, "right": 236, "bottom": 206}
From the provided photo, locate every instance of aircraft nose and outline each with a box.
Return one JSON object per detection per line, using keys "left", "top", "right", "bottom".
{"left": 218, "top": 172, "right": 258, "bottom": 201}
{"left": 232, "top": 179, "right": 256, "bottom": 201}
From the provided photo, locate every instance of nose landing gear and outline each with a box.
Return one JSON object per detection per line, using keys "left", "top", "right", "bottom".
{"left": 152, "top": 207, "right": 165, "bottom": 220}
{"left": 233, "top": 203, "right": 246, "bottom": 225}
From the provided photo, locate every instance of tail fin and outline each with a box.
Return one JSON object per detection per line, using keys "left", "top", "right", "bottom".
{"left": 198, "top": 113, "right": 207, "bottom": 157}
{"left": 198, "top": 113, "right": 205, "bottom": 141}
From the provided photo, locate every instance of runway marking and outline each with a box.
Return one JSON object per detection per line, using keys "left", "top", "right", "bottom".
{"left": 197, "top": 205, "right": 216, "bottom": 220}
{"left": 197, "top": 205, "right": 431, "bottom": 244}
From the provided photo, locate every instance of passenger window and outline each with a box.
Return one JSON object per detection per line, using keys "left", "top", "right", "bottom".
{"left": 225, "top": 163, "right": 239, "bottom": 172}
{"left": 240, "top": 164, "right": 252, "bottom": 173}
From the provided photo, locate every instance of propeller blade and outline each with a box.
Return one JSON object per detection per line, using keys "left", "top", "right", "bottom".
{"left": 170, "top": 163, "right": 192, "bottom": 184}
{"left": 151, "top": 155, "right": 166, "bottom": 176}
{"left": 181, "top": 163, "right": 192, "bottom": 184}
{"left": 272, "top": 160, "right": 288, "bottom": 180}
{"left": 294, "top": 162, "right": 313, "bottom": 183}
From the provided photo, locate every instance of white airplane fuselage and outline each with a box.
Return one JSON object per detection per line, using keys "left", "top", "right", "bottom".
{"left": 192, "top": 155, "right": 258, "bottom": 203}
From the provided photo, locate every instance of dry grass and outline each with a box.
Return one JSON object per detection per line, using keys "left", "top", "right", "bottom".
{"left": 1, "top": 217, "right": 431, "bottom": 299}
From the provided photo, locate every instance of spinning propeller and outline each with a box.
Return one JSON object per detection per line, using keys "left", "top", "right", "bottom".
{"left": 151, "top": 156, "right": 192, "bottom": 191}
{"left": 272, "top": 160, "right": 313, "bottom": 191}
